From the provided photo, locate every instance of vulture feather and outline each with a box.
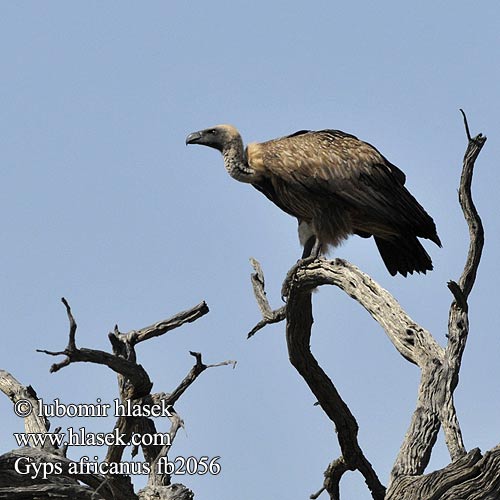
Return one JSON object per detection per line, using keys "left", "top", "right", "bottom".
{"left": 186, "top": 125, "right": 441, "bottom": 277}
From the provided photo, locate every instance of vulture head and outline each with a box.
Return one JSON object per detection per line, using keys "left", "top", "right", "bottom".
{"left": 186, "top": 124, "right": 241, "bottom": 153}
{"left": 186, "top": 124, "right": 255, "bottom": 182}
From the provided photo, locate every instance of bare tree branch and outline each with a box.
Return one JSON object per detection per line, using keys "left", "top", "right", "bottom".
{"left": 120, "top": 301, "right": 210, "bottom": 346}
{"left": 441, "top": 113, "right": 486, "bottom": 460}
{"left": 455, "top": 112, "right": 486, "bottom": 299}
{"left": 167, "top": 351, "right": 236, "bottom": 407}
{"left": 316, "top": 457, "right": 350, "bottom": 500}
{"left": 392, "top": 113, "right": 486, "bottom": 479}
{"left": 148, "top": 412, "right": 184, "bottom": 488}
{"left": 248, "top": 258, "right": 286, "bottom": 338}
{"left": 37, "top": 299, "right": 153, "bottom": 398}
{"left": 61, "top": 297, "right": 77, "bottom": 351}
{"left": 0, "top": 371, "right": 53, "bottom": 451}
{"left": 285, "top": 261, "right": 386, "bottom": 499}
{"left": 386, "top": 446, "right": 500, "bottom": 500}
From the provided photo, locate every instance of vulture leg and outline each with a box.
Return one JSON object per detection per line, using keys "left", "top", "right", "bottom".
{"left": 310, "top": 237, "right": 322, "bottom": 258}
{"left": 283, "top": 237, "right": 322, "bottom": 301}
{"left": 302, "top": 235, "right": 316, "bottom": 258}
{"left": 301, "top": 235, "right": 322, "bottom": 259}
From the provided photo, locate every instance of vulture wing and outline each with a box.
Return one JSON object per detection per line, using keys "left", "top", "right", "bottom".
{"left": 247, "top": 130, "right": 440, "bottom": 245}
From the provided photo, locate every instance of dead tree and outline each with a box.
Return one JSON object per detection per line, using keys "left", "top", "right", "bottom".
{"left": 0, "top": 301, "right": 235, "bottom": 500}
{"left": 248, "top": 112, "right": 496, "bottom": 499}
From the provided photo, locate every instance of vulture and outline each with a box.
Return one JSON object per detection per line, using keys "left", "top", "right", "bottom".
{"left": 186, "top": 125, "right": 441, "bottom": 276}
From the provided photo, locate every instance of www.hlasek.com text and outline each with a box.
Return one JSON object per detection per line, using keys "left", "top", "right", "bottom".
{"left": 14, "top": 426, "right": 172, "bottom": 448}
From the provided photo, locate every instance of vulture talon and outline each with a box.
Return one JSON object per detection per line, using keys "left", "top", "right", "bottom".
{"left": 187, "top": 125, "right": 441, "bottom": 277}
{"left": 281, "top": 255, "right": 318, "bottom": 301}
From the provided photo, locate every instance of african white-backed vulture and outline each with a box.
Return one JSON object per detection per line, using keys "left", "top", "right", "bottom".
{"left": 186, "top": 125, "right": 441, "bottom": 277}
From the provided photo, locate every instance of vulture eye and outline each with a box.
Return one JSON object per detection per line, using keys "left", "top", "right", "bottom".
{"left": 209, "top": 129, "right": 217, "bottom": 135}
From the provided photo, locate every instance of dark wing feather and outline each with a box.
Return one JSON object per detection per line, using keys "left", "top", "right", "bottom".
{"left": 251, "top": 176, "right": 298, "bottom": 218}
{"left": 285, "top": 129, "right": 312, "bottom": 139}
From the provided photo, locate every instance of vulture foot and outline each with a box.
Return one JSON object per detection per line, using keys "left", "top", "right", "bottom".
{"left": 281, "top": 255, "right": 318, "bottom": 301}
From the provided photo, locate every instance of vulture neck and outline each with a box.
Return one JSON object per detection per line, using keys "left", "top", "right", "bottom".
{"left": 222, "top": 138, "right": 256, "bottom": 183}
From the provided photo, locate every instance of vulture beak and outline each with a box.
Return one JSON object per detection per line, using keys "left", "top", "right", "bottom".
{"left": 185, "top": 131, "right": 203, "bottom": 145}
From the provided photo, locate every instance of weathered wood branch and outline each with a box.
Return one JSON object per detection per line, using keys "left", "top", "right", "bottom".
{"left": 441, "top": 114, "right": 485, "bottom": 461}
{"left": 386, "top": 445, "right": 500, "bottom": 500}
{"left": 250, "top": 258, "right": 387, "bottom": 499}
{"left": 287, "top": 261, "right": 386, "bottom": 500}
{"left": 250, "top": 254, "right": 455, "bottom": 497}
{"left": 310, "top": 457, "right": 350, "bottom": 500}
{"left": 114, "top": 301, "right": 210, "bottom": 346}
{"left": 248, "top": 258, "right": 286, "bottom": 337}
{"left": 167, "top": 351, "right": 236, "bottom": 407}
{"left": 148, "top": 412, "right": 183, "bottom": 488}
{"left": 37, "top": 298, "right": 153, "bottom": 399}
{"left": 455, "top": 110, "right": 485, "bottom": 299}
{"left": 390, "top": 114, "right": 486, "bottom": 484}
{"left": 0, "top": 371, "right": 52, "bottom": 451}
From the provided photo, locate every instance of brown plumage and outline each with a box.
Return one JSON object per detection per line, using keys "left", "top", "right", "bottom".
{"left": 186, "top": 125, "right": 441, "bottom": 276}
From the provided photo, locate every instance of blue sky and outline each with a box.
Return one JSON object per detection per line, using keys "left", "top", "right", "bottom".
{"left": 1, "top": 2, "right": 499, "bottom": 499}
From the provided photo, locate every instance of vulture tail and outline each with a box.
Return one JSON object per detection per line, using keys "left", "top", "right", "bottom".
{"left": 374, "top": 235, "right": 434, "bottom": 277}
